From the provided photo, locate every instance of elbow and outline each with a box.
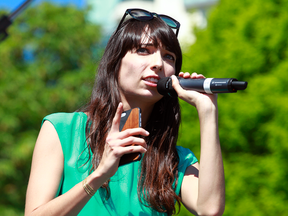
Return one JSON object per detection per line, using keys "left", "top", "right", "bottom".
{"left": 197, "top": 203, "right": 225, "bottom": 216}
{"left": 198, "top": 210, "right": 224, "bottom": 216}
{"left": 200, "top": 209, "right": 225, "bottom": 216}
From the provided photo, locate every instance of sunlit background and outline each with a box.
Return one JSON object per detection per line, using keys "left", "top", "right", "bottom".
{"left": 1, "top": 0, "right": 217, "bottom": 44}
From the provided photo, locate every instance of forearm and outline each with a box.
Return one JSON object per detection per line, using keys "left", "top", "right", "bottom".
{"left": 171, "top": 73, "right": 225, "bottom": 214}
{"left": 26, "top": 171, "right": 106, "bottom": 216}
{"left": 197, "top": 106, "right": 225, "bottom": 215}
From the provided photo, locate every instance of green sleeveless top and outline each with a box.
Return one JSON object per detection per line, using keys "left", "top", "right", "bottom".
{"left": 43, "top": 112, "right": 198, "bottom": 216}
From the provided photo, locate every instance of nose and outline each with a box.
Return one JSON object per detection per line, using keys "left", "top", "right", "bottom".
{"left": 150, "top": 51, "right": 163, "bottom": 72}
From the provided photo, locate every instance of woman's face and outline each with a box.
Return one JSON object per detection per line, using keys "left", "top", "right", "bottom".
{"left": 118, "top": 35, "right": 176, "bottom": 108}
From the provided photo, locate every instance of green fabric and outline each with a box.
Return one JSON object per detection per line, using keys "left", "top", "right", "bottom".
{"left": 43, "top": 112, "right": 198, "bottom": 216}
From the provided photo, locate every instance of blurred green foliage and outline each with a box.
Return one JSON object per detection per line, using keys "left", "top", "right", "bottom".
{"left": 178, "top": 0, "right": 288, "bottom": 215}
{"left": 0, "top": 3, "right": 101, "bottom": 215}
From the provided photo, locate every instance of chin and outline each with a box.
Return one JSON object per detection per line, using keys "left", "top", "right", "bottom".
{"left": 143, "top": 92, "right": 163, "bottom": 102}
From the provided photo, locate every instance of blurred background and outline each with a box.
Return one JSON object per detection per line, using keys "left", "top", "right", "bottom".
{"left": 1, "top": 0, "right": 288, "bottom": 215}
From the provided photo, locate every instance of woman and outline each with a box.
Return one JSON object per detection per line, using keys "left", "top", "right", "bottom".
{"left": 25, "top": 8, "right": 225, "bottom": 216}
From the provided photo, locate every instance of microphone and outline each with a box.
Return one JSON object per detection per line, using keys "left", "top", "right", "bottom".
{"left": 157, "top": 77, "right": 248, "bottom": 97}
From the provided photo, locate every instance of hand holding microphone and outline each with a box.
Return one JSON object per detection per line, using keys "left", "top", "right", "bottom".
{"left": 157, "top": 75, "right": 248, "bottom": 97}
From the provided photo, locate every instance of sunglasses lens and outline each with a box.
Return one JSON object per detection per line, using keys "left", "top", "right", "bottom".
{"left": 123, "top": 9, "right": 180, "bottom": 37}
{"left": 130, "top": 10, "right": 153, "bottom": 20}
{"left": 160, "top": 16, "right": 178, "bottom": 29}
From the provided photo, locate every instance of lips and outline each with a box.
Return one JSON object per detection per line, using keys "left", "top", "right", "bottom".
{"left": 144, "top": 77, "right": 159, "bottom": 84}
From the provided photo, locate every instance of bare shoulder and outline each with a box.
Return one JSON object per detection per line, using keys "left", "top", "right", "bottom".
{"left": 25, "top": 120, "right": 64, "bottom": 214}
{"left": 34, "top": 120, "right": 63, "bottom": 156}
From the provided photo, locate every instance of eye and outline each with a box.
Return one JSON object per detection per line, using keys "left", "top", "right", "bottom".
{"left": 136, "top": 47, "right": 149, "bottom": 54}
{"left": 164, "top": 53, "right": 176, "bottom": 62}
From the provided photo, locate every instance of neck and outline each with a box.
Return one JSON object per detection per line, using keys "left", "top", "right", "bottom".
{"left": 122, "top": 101, "right": 154, "bottom": 128}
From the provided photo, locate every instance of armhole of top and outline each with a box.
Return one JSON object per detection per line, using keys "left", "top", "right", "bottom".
{"left": 41, "top": 118, "right": 64, "bottom": 196}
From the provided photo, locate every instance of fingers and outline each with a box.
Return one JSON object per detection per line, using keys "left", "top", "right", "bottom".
{"left": 173, "top": 72, "right": 206, "bottom": 97}
{"left": 106, "top": 128, "right": 149, "bottom": 153}
{"left": 106, "top": 103, "right": 149, "bottom": 156}
{"left": 191, "top": 72, "right": 205, "bottom": 79}
{"left": 172, "top": 72, "right": 218, "bottom": 109}
{"left": 179, "top": 71, "right": 205, "bottom": 79}
{"left": 117, "top": 127, "right": 149, "bottom": 139}
{"left": 110, "top": 132, "right": 148, "bottom": 147}
{"left": 171, "top": 72, "right": 208, "bottom": 105}
{"left": 97, "top": 103, "right": 149, "bottom": 177}
{"left": 105, "top": 136, "right": 147, "bottom": 156}
{"left": 119, "top": 145, "right": 147, "bottom": 155}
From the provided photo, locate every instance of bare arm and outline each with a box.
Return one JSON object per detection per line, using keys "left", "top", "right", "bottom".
{"left": 172, "top": 73, "right": 225, "bottom": 216}
{"left": 25, "top": 103, "right": 148, "bottom": 216}
{"left": 25, "top": 120, "right": 104, "bottom": 216}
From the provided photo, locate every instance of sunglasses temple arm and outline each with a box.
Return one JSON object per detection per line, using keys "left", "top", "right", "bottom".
{"left": 115, "top": 12, "right": 128, "bottom": 33}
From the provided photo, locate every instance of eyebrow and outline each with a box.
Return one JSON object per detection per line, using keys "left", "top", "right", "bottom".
{"left": 139, "top": 43, "right": 154, "bottom": 47}
{"left": 138, "top": 43, "right": 175, "bottom": 55}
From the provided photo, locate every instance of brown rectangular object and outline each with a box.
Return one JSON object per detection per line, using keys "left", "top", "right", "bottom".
{"left": 119, "top": 108, "right": 142, "bottom": 166}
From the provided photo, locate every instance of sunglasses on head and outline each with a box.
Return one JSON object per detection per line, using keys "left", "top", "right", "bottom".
{"left": 116, "top": 8, "right": 181, "bottom": 37}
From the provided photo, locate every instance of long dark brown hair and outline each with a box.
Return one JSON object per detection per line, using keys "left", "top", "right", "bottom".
{"left": 83, "top": 17, "right": 183, "bottom": 215}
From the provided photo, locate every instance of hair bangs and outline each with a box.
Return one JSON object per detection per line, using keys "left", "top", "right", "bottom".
{"left": 119, "top": 18, "right": 182, "bottom": 74}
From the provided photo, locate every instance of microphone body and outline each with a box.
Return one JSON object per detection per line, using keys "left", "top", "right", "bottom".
{"left": 157, "top": 77, "right": 248, "bottom": 97}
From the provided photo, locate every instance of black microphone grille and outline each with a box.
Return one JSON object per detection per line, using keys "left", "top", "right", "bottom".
{"left": 157, "top": 77, "right": 177, "bottom": 97}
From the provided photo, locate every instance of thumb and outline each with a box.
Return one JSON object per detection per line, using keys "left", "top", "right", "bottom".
{"left": 171, "top": 75, "right": 185, "bottom": 97}
{"left": 111, "top": 102, "right": 123, "bottom": 132}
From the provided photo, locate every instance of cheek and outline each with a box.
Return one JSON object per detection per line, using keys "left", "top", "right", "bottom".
{"left": 164, "top": 64, "right": 176, "bottom": 77}
{"left": 119, "top": 62, "right": 133, "bottom": 80}
{"left": 121, "top": 57, "right": 141, "bottom": 74}
{"left": 118, "top": 61, "right": 141, "bottom": 87}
